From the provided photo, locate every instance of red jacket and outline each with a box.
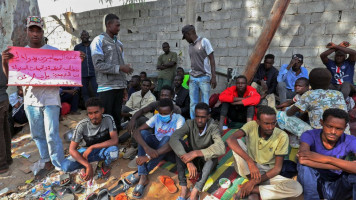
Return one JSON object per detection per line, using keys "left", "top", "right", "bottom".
{"left": 219, "top": 85, "right": 261, "bottom": 106}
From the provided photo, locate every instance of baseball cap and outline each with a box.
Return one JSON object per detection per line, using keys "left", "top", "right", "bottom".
{"left": 27, "top": 16, "right": 44, "bottom": 29}
{"left": 292, "top": 54, "right": 303, "bottom": 62}
{"left": 182, "top": 25, "right": 195, "bottom": 39}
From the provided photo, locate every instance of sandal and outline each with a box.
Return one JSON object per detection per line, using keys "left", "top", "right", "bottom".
{"left": 60, "top": 173, "right": 71, "bottom": 186}
{"left": 132, "top": 184, "right": 147, "bottom": 199}
{"left": 51, "top": 186, "right": 75, "bottom": 200}
{"left": 159, "top": 175, "right": 178, "bottom": 194}
{"left": 100, "top": 166, "right": 111, "bottom": 178}
{"left": 67, "top": 183, "right": 84, "bottom": 194}
{"left": 108, "top": 179, "right": 130, "bottom": 197}
{"left": 85, "top": 192, "right": 98, "bottom": 200}
{"left": 35, "top": 167, "right": 54, "bottom": 181}
{"left": 124, "top": 171, "right": 140, "bottom": 186}
{"left": 97, "top": 188, "right": 110, "bottom": 200}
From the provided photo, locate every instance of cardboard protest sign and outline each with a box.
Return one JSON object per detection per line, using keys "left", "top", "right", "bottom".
{"left": 7, "top": 46, "right": 82, "bottom": 86}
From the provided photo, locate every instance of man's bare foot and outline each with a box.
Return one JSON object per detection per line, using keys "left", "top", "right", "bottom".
{"left": 44, "top": 162, "right": 54, "bottom": 170}
{"left": 133, "top": 175, "right": 149, "bottom": 197}
{"left": 189, "top": 187, "right": 200, "bottom": 200}
{"left": 179, "top": 186, "right": 191, "bottom": 199}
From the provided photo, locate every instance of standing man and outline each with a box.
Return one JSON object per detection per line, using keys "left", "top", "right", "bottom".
{"left": 252, "top": 54, "right": 278, "bottom": 107}
{"left": 320, "top": 41, "right": 356, "bottom": 99}
{"left": 156, "top": 42, "right": 177, "bottom": 91}
{"left": 182, "top": 25, "right": 217, "bottom": 119}
{"left": 277, "top": 54, "right": 309, "bottom": 104}
{"left": 0, "top": 55, "right": 12, "bottom": 174}
{"left": 91, "top": 14, "right": 133, "bottom": 129}
{"left": 2, "top": 16, "right": 85, "bottom": 176}
{"left": 74, "top": 30, "right": 98, "bottom": 103}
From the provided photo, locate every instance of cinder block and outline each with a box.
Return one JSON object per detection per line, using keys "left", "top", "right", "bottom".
{"left": 157, "top": 16, "right": 171, "bottom": 24}
{"left": 237, "top": 56, "right": 249, "bottom": 66}
{"left": 241, "top": 18, "right": 263, "bottom": 28}
{"left": 228, "top": 48, "right": 248, "bottom": 57}
{"left": 292, "top": 47, "right": 320, "bottom": 57}
{"left": 143, "top": 48, "right": 157, "bottom": 56}
{"left": 285, "top": 3, "right": 298, "bottom": 15}
{"left": 227, "top": 38, "right": 238, "bottom": 47}
{"left": 132, "top": 48, "right": 144, "bottom": 56}
{"left": 237, "top": 37, "right": 257, "bottom": 48}
{"left": 211, "top": 11, "right": 232, "bottom": 20}
{"left": 217, "top": 39, "right": 228, "bottom": 48}
{"left": 268, "top": 47, "right": 294, "bottom": 57}
{"left": 170, "top": 32, "right": 183, "bottom": 40}
{"left": 230, "top": 27, "right": 249, "bottom": 38}
{"left": 297, "top": 1, "right": 325, "bottom": 13}
{"left": 331, "top": 34, "right": 356, "bottom": 46}
{"left": 220, "top": 57, "right": 238, "bottom": 66}
{"left": 199, "top": 12, "right": 213, "bottom": 21}
{"left": 214, "top": 48, "right": 229, "bottom": 56}
{"left": 341, "top": 10, "right": 356, "bottom": 23}
{"left": 242, "top": 0, "right": 258, "bottom": 8}
{"left": 171, "top": 0, "right": 186, "bottom": 6}
{"left": 222, "top": 0, "right": 243, "bottom": 10}
{"left": 157, "top": 32, "right": 171, "bottom": 40}
{"left": 282, "top": 14, "right": 311, "bottom": 26}
{"left": 222, "top": 20, "right": 240, "bottom": 29}
{"left": 304, "top": 23, "right": 326, "bottom": 35}
{"left": 305, "top": 35, "right": 333, "bottom": 46}
{"left": 203, "top": 21, "right": 222, "bottom": 30}
{"left": 325, "top": 22, "right": 356, "bottom": 34}
{"left": 210, "top": 29, "right": 230, "bottom": 38}
{"left": 325, "top": 0, "right": 354, "bottom": 11}
{"left": 230, "top": 9, "right": 245, "bottom": 19}
{"left": 149, "top": 9, "right": 163, "bottom": 17}
{"left": 204, "top": 1, "right": 223, "bottom": 12}
{"left": 311, "top": 11, "right": 339, "bottom": 23}
{"left": 163, "top": 7, "right": 178, "bottom": 16}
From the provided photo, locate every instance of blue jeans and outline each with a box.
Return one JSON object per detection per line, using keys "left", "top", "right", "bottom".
{"left": 189, "top": 75, "right": 211, "bottom": 119}
{"left": 24, "top": 105, "right": 64, "bottom": 168}
{"left": 61, "top": 146, "right": 119, "bottom": 172}
{"left": 82, "top": 76, "right": 98, "bottom": 103}
{"left": 297, "top": 163, "right": 356, "bottom": 200}
{"left": 137, "top": 130, "right": 172, "bottom": 175}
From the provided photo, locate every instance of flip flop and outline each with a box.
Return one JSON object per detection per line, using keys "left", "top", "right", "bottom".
{"left": 115, "top": 193, "right": 129, "bottom": 200}
{"left": 132, "top": 184, "right": 147, "bottom": 199}
{"left": 108, "top": 179, "right": 131, "bottom": 197}
{"left": 51, "top": 186, "right": 75, "bottom": 200}
{"left": 85, "top": 193, "right": 98, "bottom": 200}
{"left": 67, "top": 183, "right": 84, "bottom": 194}
{"left": 60, "top": 173, "right": 71, "bottom": 186}
{"left": 124, "top": 171, "right": 140, "bottom": 186}
{"left": 159, "top": 175, "right": 178, "bottom": 194}
{"left": 35, "top": 167, "right": 54, "bottom": 181}
{"left": 100, "top": 166, "right": 111, "bottom": 178}
{"left": 97, "top": 189, "right": 110, "bottom": 200}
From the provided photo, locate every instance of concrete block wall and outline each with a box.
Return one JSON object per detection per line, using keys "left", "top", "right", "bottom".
{"left": 42, "top": 0, "right": 356, "bottom": 93}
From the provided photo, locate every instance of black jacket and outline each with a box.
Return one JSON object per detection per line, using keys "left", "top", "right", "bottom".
{"left": 253, "top": 64, "right": 279, "bottom": 94}
{"left": 174, "top": 87, "right": 190, "bottom": 118}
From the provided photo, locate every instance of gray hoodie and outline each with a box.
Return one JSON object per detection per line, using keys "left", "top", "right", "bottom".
{"left": 90, "top": 32, "right": 127, "bottom": 89}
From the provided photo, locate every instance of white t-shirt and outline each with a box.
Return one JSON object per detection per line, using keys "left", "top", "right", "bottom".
{"left": 146, "top": 113, "right": 185, "bottom": 141}
{"left": 23, "top": 45, "right": 61, "bottom": 107}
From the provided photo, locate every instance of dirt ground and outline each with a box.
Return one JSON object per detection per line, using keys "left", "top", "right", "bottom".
{"left": 0, "top": 111, "right": 211, "bottom": 200}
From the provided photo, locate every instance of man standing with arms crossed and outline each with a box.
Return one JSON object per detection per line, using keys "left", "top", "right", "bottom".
{"left": 91, "top": 13, "right": 133, "bottom": 130}
{"left": 156, "top": 42, "right": 177, "bottom": 91}
{"left": 182, "top": 25, "right": 217, "bottom": 119}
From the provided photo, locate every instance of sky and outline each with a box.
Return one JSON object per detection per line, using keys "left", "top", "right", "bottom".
{"left": 38, "top": 0, "right": 154, "bottom": 17}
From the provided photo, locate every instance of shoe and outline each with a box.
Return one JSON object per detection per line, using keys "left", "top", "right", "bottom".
{"left": 123, "top": 147, "right": 138, "bottom": 159}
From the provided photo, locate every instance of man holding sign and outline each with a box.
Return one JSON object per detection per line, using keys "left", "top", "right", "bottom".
{"left": 91, "top": 13, "right": 133, "bottom": 130}
{"left": 2, "top": 16, "right": 85, "bottom": 178}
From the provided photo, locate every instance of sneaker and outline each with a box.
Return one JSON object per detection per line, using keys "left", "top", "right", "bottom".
{"left": 123, "top": 147, "right": 138, "bottom": 159}
{"left": 128, "top": 157, "right": 138, "bottom": 169}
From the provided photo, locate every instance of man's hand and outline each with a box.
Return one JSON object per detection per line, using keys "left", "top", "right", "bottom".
{"left": 239, "top": 180, "right": 256, "bottom": 198}
{"left": 211, "top": 75, "right": 217, "bottom": 89}
{"left": 136, "top": 156, "right": 150, "bottom": 166}
{"left": 180, "top": 151, "right": 197, "bottom": 164}
{"left": 326, "top": 42, "right": 337, "bottom": 49}
{"left": 187, "top": 162, "right": 198, "bottom": 179}
{"left": 69, "top": 89, "right": 78, "bottom": 96}
{"left": 84, "top": 164, "right": 94, "bottom": 181}
{"left": 127, "top": 120, "right": 135, "bottom": 133}
{"left": 120, "top": 64, "right": 134, "bottom": 74}
{"left": 79, "top": 51, "right": 86, "bottom": 62}
{"left": 145, "top": 147, "right": 159, "bottom": 159}
{"left": 297, "top": 151, "right": 328, "bottom": 164}
{"left": 339, "top": 41, "right": 350, "bottom": 48}
{"left": 1, "top": 48, "right": 14, "bottom": 64}
{"left": 247, "top": 162, "right": 261, "bottom": 182}
{"left": 157, "top": 64, "right": 165, "bottom": 70}
{"left": 83, "top": 147, "right": 93, "bottom": 160}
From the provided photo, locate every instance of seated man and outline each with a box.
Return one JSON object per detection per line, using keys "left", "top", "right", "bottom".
{"left": 122, "top": 79, "right": 156, "bottom": 121}
{"left": 219, "top": 75, "right": 260, "bottom": 129}
{"left": 170, "top": 102, "right": 225, "bottom": 200}
{"left": 9, "top": 86, "right": 27, "bottom": 124}
{"left": 127, "top": 99, "right": 185, "bottom": 198}
{"left": 252, "top": 54, "right": 278, "bottom": 107}
{"left": 227, "top": 106, "right": 302, "bottom": 200}
{"left": 320, "top": 41, "right": 356, "bottom": 99}
{"left": 277, "top": 54, "right": 309, "bottom": 104}
{"left": 297, "top": 108, "right": 356, "bottom": 200}
{"left": 177, "top": 67, "right": 189, "bottom": 89}
{"left": 60, "top": 86, "right": 80, "bottom": 115}
{"left": 279, "top": 68, "right": 348, "bottom": 138}
{"left": 127, "top": 75, "right": 141, "bottom": 99}
{"left": 61, "top": 97, "right": 119, "bottom": 181}
{"left": 173, "top": 74, "right": 190, "bottom": 119}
